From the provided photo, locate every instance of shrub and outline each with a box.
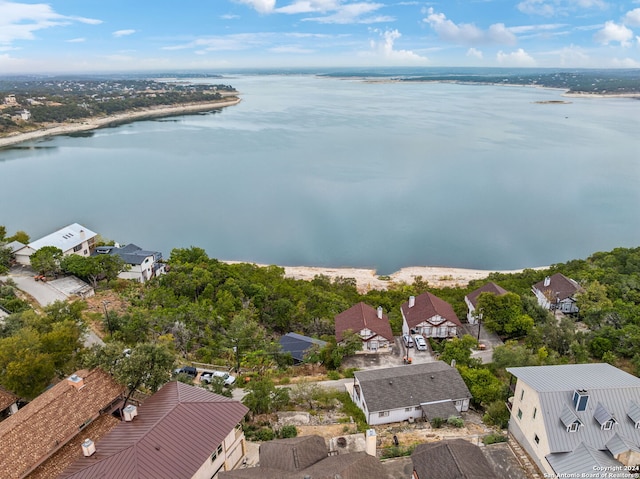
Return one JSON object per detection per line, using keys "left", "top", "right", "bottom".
{"left": 483, "top": 400, "right": 511, "bottom": 429}
{"left": 253, "top": 428, "right": 276, "bottom": 441}
{"left": 342, "top": 368, "right": 358, "bottom": 378}
{"left": 327, "top": 370, "right": 341, "bottom": 380}
{"left": 430, "top": 417, "right": 444, "bottom": 428}
{"left": 483, "top": 433, "right": 508, "bottom": 445}
{"left": 380, "top": 444, "right": 416, "bottom": 459}
{"left": 447, "top": 416, "right": 464, "bottom": 428}
{"left": 279, "top": 425, "right": 297, "bottom": 438}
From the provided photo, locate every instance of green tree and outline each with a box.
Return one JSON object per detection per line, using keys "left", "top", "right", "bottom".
{"left": 242, "top": 377, "right": 290, "bottom": 416}
{"left": 61, "top": 254, "right": 128, "bottom": 288}
{"left": 30, "top": 246, "right": 63, "bottom": 276}
{"left": 439, "top": 334, "right": 478, "bottom": 367}
{"left": 457, "top": 366, "right": 506, "bottom": 407}
{"left": 477, "top": 292, "right": 533, "bottom": 338}
{"left": 6, "top": 230, "right": 29, "bottom": 244}
{"left": 0, "top": 244, "right": 11, "bottom": 273}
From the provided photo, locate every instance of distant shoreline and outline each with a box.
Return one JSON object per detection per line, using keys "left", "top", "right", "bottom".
{"left": 0, "top": 97, "right": 241, "bottom": 149}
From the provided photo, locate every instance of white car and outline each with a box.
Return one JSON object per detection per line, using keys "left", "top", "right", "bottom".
{"left": 200, "top": 370, "right": 236, "bottom": 386}
{"left": 402, "top": 334, "right": 414, "bottom": 348}
{"left": 414, "top": 335, "right": 427, "bottom": 351}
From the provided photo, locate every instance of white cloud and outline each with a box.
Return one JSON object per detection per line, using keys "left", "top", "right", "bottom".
{"left": 104, "top": 54, "right": 135, "bottom": 62}
{"left": 593, "top": 21, "right": 634, "bottom": 46}
{"left": 303, "top": 3, "right": 392, "bottom": 24}
{"left": 221, "top": 14, "right": 240, "bottom": 19}
{"left": 163, "top": 33, "right": 270, "bottom": 52}
{"left": 368, "top": 29, "right": 428, "bottom": 64}
{"left": 113, "top": 29, "right": 136, "bottom": 37}
{"left": 552, "top": 44, "right": 591, "bottom": 66}
{"left": 66, "top": 37, "right": 85, "bottom": 43}
{"left": 496, "top": 48, "right": 537, "bottom": 66}
{"left": 235, "top": 0, "right": 276, "bottom": 13}
{"left": 517, "top": 0, "right": 607, "bottom": 16}
{"left": 610, "top": 57, "right": 640, "bottom": 67}
{"left": 277, "top": 0, "right": 341, "bottom": 14}
{"left": 624, "top": 8, "right": 640, "bottom": 27}
{"left": 0, "top": 1, "right": 102, "bottom": 45}
{"left": 466, "top": 47, "right": 483, "bottom": 59}
{"left": 269, "top": 45, "right": 315, "bottom": 53}
{"left": 423, "top": 8, "right": 517, "bottom": 45}
{"left": 517, "top": 0, "right": 555, "bottom": 17}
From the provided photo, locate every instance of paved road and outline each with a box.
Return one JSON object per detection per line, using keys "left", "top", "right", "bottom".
{"left": 1, "top": 266, "right": 104, "bottom": 347}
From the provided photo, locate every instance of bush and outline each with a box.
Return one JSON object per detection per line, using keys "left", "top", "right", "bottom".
{"left": 483, "top": 433, "right": 508, "bottom": 445}
{"left": 342, "top": 368, "right": 358, "bottom": 378}
{"left": 380, "top": 444, "right": 416, "bottom": 459}
{"left": 447, "top": 416, "right": 464, "bottom": 428}
{"left": 430, "top": 417, "right": 444, "bottom": 428}
{"left": 483, "top": 400, "right": 511, "bottom": 429}
{"left": 327, "top": 370, "right": 341, "bottom": 380}
{"left": 279, "top": 425, "right": 297, "bottom": 438}
{"left": 253, "top": 428, "right": 276, "bottom": 441}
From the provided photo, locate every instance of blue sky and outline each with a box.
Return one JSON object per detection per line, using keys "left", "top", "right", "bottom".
{"left": 1, "top": 0, "right": 639, "bottom": 72}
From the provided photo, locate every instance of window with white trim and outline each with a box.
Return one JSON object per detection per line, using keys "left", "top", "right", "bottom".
{"left": 379, "top": 411, "right": 389, "bottom": 418}
{"left": 568, "top": 422, "right": 580, "bottom": 433}
{"left": 405, "top": 407, "right": 412, "bottom": 412}
{"left": 211, "top": 444, "right": 223, "bottom": 462}
{"left": 602, "top": 420, "right": 615, "bottom": 430}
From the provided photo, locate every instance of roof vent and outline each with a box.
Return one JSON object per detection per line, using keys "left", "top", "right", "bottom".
{"left": 81, "top": 438, "right": 96, "bottom": 457}
{"left": 544, "top": 276, "right": 551, "bottom": 287}
{"left": 389, "top": 380, "right": 393, "bottom": 386}
{"left": 123, "top": 405, "right": 138, "bottom": 422}
{"left": 67, "top": 374, "right": 85, "bottom": 390}
{"left": 409, "top": 296, "right": 415, "bottom": 308}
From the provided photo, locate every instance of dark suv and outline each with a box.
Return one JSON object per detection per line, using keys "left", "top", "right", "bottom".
{"left": 174, "top": 366, "right": 197, "bottom": 378}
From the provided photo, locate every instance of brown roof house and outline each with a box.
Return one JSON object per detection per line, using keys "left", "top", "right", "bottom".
{"left": 0, "top": 386, "right": 18, "bottom": 420}
{"left": 411, "top": 439, "right": 496, "bottom": 479}
{"left": 0, "top": 369, "right": 124, "bottom": 479}
{"left": 349, "top": 361, "right": 472, "bottom": 426}
{"left": 532, "top": 273, "right": 584, "bottom": 314}
{"left": 335, "top": 302, "right": 394, "bottom": 352}
{"left": 464, "top": 282, "right": 509, "bottom": 324}
{"left": 219, "top": 435, "right": 389, "bottom": 479}
{"left": 401, "top": 293, "right": 461, "bottom": 339}
{"left": 59, "top": 381, "right": 249, "bottom": 479}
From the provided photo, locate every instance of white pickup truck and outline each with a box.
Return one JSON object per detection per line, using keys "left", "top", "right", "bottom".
{"left": 200, "top": 370, "right": 236, "bottom": 386}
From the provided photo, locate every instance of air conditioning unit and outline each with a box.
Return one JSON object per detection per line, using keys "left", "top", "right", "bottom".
{"left": 82, "top": 438, "right": 96, "bottom": 457}
{"left": 123, "top": 405, "right": 138, "bottom": 422}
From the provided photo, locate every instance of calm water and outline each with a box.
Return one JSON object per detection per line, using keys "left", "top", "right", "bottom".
{"left": 1, "top": 74, "right": 639, "bottom": 273}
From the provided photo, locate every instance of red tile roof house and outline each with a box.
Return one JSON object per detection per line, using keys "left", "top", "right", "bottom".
{"left": 464, "top": 282, "right": 509, "bottom": 324}
{"left": 401, "top": 293, "right": 461, "bottom": 339}
{"left": 532, "top": 273, "right": 584, "bottom": 314}
{"left": 335, "top": 302, "right": 395, "bottom": 352}
{"left": 59, "top": 381, "right": 249, "bottom": 479}
{"left": 0, "top": 369, "right": 124, "bottom": 479}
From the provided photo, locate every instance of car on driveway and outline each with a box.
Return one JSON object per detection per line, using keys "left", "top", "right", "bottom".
{"left": 414, "top": 335, "right": 427, "bottom": 351}
{"left": 200, "top": 370, "right": 236, "bottom": 386}
{"left": 174, "top": 366, "right": 197, "bottom": 378}
{"left": 402, "top": 334, "right": 414, "bottom": 348}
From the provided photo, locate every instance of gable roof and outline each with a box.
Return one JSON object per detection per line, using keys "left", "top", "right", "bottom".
{"left": 260, "top": 435, "right": 328, "bottom": 471}
{"left": 29, "top": 223, "right": 97, "bottom": 253}
{"left": 0, "top": 386, "right": 17, "bottom": 411}
{"left": 6, "top": 240, "right": 26, "bottom": 253}
{"left": 279, "top": 333, "right": 327, "bottom": 363}
{"left": 0, "top": 369, "right": 123, "bottom": 479}
{"left": 532, "top": 273, "right": 583, "bottom": 301}
{"left": 465, "top": 282, "right": 509, "bottom": 308}
{"left": 508, "top": 364, "right": 640, "bottom": 455}
{"left": 401, "top": 292, "right": 461, "bottom": 329}
{"left": 107, "top": 243, "right": 162, "bottom": 266}
{"left": 412, "top": 439, "right": 495, "bottom": 479}
{"left": 59, "top": 381, "right": 248, "bottom": 479}
{"left": 354, "top": 362, "right": 471, "bottom": 413}
{"left": 546, "top": 442, "right": 621, "bottom": 476}
{"left": 335, "top": 302, "right": 394, "bottom": 342}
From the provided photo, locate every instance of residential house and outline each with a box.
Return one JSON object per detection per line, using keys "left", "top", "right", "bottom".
{"left": 279, "top": 332, "right": 327, "bottom": 364}
{"left": 401, "top": 293, "right": 461, "bottom": 339}
{"left": 219, "top": 435, "right": 389, "bottom": 479}
{"left": 335, "top": 302, "right": 394, "bottom": 352}
{"left": 14, "top": 223, "right": 98, "bottom": 266}
{"left": 532, "top": 273, "right": 583, "bottom": 314}
{"left": 96, "top": 243, "right": 165, "bottom": 283}
{"left": 349, "top": 361, "right": 472, "bottom": 426}
{"left": 464, "top": 282, "right": 508, "bottom": 324}
{"left": 411, "top": 439, "right": 495, "bottom": 479}
{"left": 0, "top": 386, "right": 18, "bottom": 420}
{"left": 59, "top": 381, "right": 249, "bottom": 479}
{"left": 0, "top": 369, "right": 124, "bottom": 479}
{"left": 507, "top": 363, "right": 640, "bottom": 478}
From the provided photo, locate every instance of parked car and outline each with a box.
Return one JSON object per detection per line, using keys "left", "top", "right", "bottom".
{"left": 200, "top": 370, "right": 236, "bottom": 386}
{"left": 174, "top": 366, "right": 197, "bottom": 378}
{"left": 414, "top": 335, "right": 427, "bottom": 351}
{"left": 402, "top": 334, "right": 414, "bottom": 348}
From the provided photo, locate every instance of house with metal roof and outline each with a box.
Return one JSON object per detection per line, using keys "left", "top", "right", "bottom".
{"left": 14, "top": 223, "right": 98, "bottom": 266}
{"left": 278, "top": 332, "right": 327, "bottom": 364}
{"left": 464, "top": 282, "right": 509, "bottom": 324}
{"left": 0, "top": 369, "right": 124, "bottom": 479}
{"left": 349, "top": 361, "right": 471, "bottom": 426}
{"left": 411, "top": 439, "right": 496, "bottom": 479}
{"left": 95, "top": 243, "right": 165, "bottom": 283}
{"left": 219, "top": 435, "right": 389, "bottom": 479}
{"left": 59, "top": 381, "right": 249, "bottom": 479}
{"left": 401, "top": 292, "right": 461, "bottom": 339}
{"left": 335, "top": 302, "right": 394, "bottom": 352}
{"left": 531, "top": 273, "right": 583, "bottom": 314}
{"left": 507, "top": 363, "right": 640, "bottom": 478}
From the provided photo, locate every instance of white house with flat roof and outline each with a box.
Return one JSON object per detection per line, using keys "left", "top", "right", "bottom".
{"left": 507, "top": 363, "right": 640, "bottom": 478}
{"left": 14, "top": 223, "right": 97, "bottom": 266}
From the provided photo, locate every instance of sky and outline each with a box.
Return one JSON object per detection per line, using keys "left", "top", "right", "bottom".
{"left": 1, "top": 0, "right": 640, "bottom": 73}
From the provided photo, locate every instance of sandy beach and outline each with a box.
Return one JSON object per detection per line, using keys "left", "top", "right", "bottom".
{"left": 0, "top": 98, "right": 241, "bottom": 149}
{"left": 225, "top": 261, "right": 546, "bottom": 292}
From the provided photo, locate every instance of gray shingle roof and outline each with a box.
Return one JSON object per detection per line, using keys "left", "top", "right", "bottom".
{"left": 411, "top": 439, "right": 495, "bottom": 479}
{"left": 421, "top": 401, "right": 460, "bottom": 421}
{"left": 354, "top": 362, "right": 471, "bottom": 413}
{"left": 108, "top": 243, "right": 161, "bottom": 266}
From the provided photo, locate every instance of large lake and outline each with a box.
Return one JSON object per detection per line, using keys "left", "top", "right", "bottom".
{"left": 1, "top": 74, "right": 638, "bottom": 273}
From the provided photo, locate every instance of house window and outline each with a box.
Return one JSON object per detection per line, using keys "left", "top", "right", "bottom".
{"left": 405, "top": 407, "right": 412, "bottom": 412}
{"left": 636, "top": 422, "right": 640, "bottom": 429}
{"left": 533, "top": 408, "right": 537, "bottom": 419}
{"left": 517, "top": 409, "right": 523, "bottom": 420}
{"left": 415, "top": 406, "right": 422, "bottom": 411}
{"left": 379, "top": 411, "right": 389, "bottom": 418}
{"left": 534, "top": 434, "right": 540, "bottom": 445}
{"left": 572, "top": 390, "right": 589, "bottom": 412}
{"left": 520, "top": 389, "right": 524, "bottom": 401}
{"left": 568, "top": 422, "right": 579, "bottom": 433}
{"left": 73, "top": 244, "right": 83, "bottom": 252}
{"left": 602, "top": 420, "right": 615, "bottom": 431}
{"left": 211, "top": 444, "right": 223, "bottom": 462}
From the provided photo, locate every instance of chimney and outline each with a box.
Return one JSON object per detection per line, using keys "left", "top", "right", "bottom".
{"left": 450, "top": 359, "right": 456, "bottom": 368}
{"left": 365, "top": 429, "right": 377, "bottom": 457}
{"left": 408, "top": 296, "right": 415, "bottom": 308}
{"left": 123, "top": 405, "right": 138, "bottom": 422}
{"left": 377, "top": 306, "right": 383, "bottom": 319}
{"left": 67, "top": 374, "right": 85, "bottom": 390}
{"left": 544, "top": 276, "right": 551, "bottom": 287}
{"left": 81, "top": 438, "right": 96, "bottom": 457}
